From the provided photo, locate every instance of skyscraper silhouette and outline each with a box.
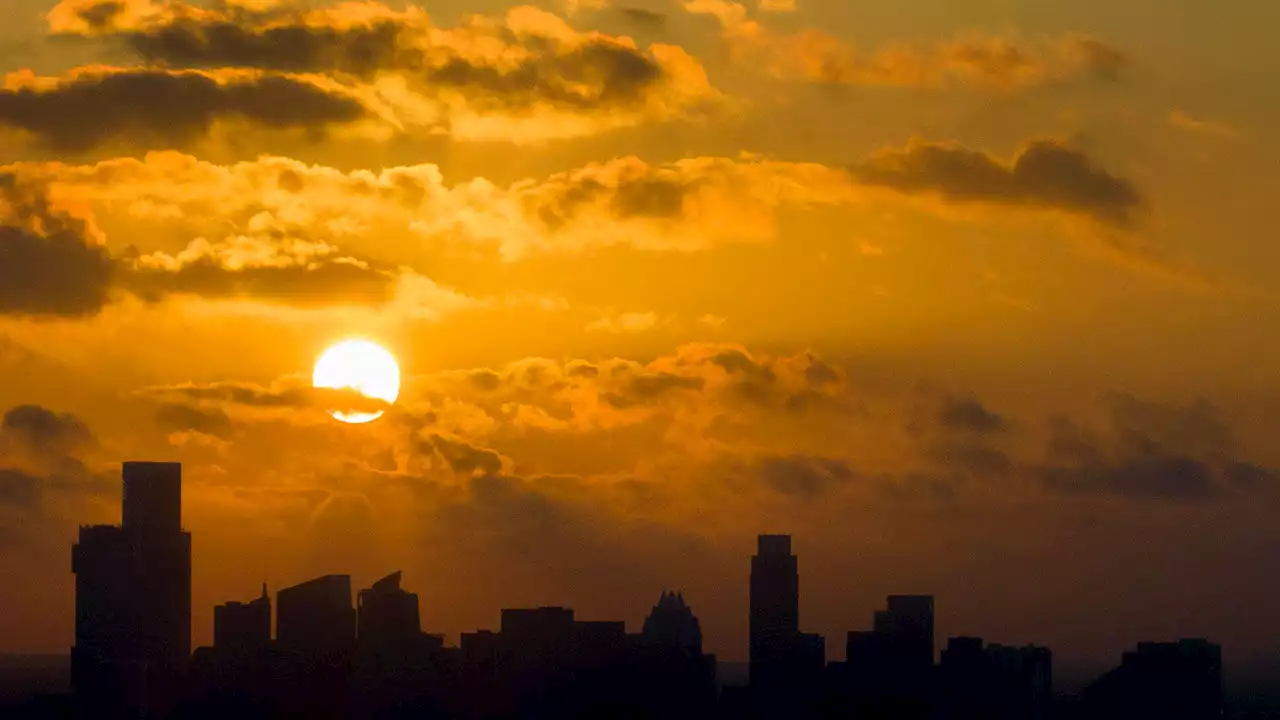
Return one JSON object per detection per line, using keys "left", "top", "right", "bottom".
{"left": 876, "top": 595, "right": 935, "bottom": 677}
{"left": 213, "top": 585, "right": 271, "bottom": 657}
{"left": 72, "top": 462, "right": 191, "bottom": 718}
{"left": 356, "top": 571, "right": 420, "bottom": 659}
{"left": 642, "top": 591, "right": 703, "bottom": 653}
{"left": 750, "top": 534, "right": 799, "bottom": 689}
{"left": 276, "top": 575, "right": 356, "bottom": 658}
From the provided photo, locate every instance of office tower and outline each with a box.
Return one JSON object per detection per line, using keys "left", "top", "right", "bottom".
{"left": 940, "top": 637, "right": 1052, "bottom": 720}
{"left": 122, "top": 461, "right": 182, "bottom": 534}
{"left": 72, "top": 462, "right": 191, "bottom": 718}
{"left": 500, "top": 607, "right": 576, "bottom": 672}
{"left": 876, "top": 595, "right": 935, "bottom": 672}
{"left": 277, "top": 574, "right": 356, "bottom": 658}
{"left": 461, "top": 630, "right": 502, "bottom": 665}
{"left": 1084, "top": 639, "right": 1223, "bottom": 720}
{"left": 749, "top": 534, "right": 799, "bottom": 687}
{"left": 572, "top": 621, "right": 628, "bottom": 667}
{"left": 213, "top": 585, "right": 271, "bottom": 656}
{"left": 840, "top": 595, "right": 935, "bottom": 720}
{"left": 357, "top": 571, "right": 420, "bottom": 658}
{"left": 641, "top": 591, "right": 703, "bottom": 653}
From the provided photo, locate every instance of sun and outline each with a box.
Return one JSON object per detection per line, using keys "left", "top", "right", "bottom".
{"left": 312, "top": 340, "right": 401, "bottom": 424}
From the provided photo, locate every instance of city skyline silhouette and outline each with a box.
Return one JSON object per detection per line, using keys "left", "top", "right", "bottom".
{"left": 2, "top": 0, "right": 1279, "bottom": 717}
{"left": 3, "top": 461, "right": 1257, "bottom": 718}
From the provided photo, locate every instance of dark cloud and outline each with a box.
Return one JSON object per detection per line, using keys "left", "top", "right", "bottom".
{"left": 74, "top": 0, "right": 125, "bottom": 30}
{"left": 712, "top": 349, "right": 775, "bottom": 380}
{"left": 428, "top": 41, "right": 664, "bottom": 112}
{"left": 155, "top": 403, "right": 235, "bottom": 439}
{"left": 122, "top": 18, "right": 413, "bottom": 77}
{"left": 1071, "top": 37, "right": 1126, "bottom": 80}
{"left": 0, "top": 225, "right": 114, "bottom": 317}
{"left": 1040, "top": 450, "right": 1219, "bottom": 501}
{"left": 756, "top": 454, "right": 855, "bottom": 499}
{"left": 938, "top": 397, "right": 1007, "bottom": 434}
{"left": 566, "top": 362, "right": 600, "bottom": 379}
{"left": 1034, "top": 397, "right": 1277, "bottom": 501}
{"left": 618, "top": 7, "right": 668, "bottom": 31}
{"left": 603, "top": 372, "right": 705, "bottom": 409}
{"left": 421, "top": 434, "right": 507, "bottom": 477}
{"left": 932, "top": 443, "right": 1013, "bottom": 479}
{"left": 0, "top": 174, "right": 115, "bottom": 317}
{"left": 64, "top": 2, "right": 682, "bottom": 116}
{"left": 122, "top": 258, "right": 396, "bottom": 306}
{"left": 0, "top": 406, "right": 108, "bottom": 518}
{"left": 0, "top": 468, "right": 42, "bottom": 507}
{"left": 468, "top": 370, "right": 503, "bottom": 391}
{"left": 144, "top": 381, "right": 393, "bottom": 416}
{"left": 803, "top": 356, "right": 840, "bottom": 387}
{"left": 0, "top": 69, "right": 369, "bottom": 151}
{"left": 853, "top": 139, "right": 1144, "bottom": 226}
{"left": 610, "top": 178, "right": 688, "bottom": 218}
{"left": 2, "top": 405, "right": 95, "bottom": 458}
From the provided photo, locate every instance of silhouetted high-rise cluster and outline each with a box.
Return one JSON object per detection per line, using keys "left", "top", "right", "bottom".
{"left": 17, "top": 462, "right": 1229, "bottom": 718}
{"left": 72, "top": 462, "right": 191, "bottom": 719}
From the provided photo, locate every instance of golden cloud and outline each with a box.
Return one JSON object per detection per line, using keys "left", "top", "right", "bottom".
{"left": 684, "top": 0, "right": 1126, "bottom": 90}
{"left": 45, "top": 0, "right": 719, "bottom": 143}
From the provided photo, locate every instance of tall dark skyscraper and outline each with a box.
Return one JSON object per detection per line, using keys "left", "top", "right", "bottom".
{"left": 750, "top": 534, "right": 799, "bottom": 685}
{"left": 72, "top": 462, "right": 191, "bottom": 718}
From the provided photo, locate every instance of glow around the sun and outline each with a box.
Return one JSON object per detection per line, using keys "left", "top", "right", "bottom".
{"left": 312, "top": 340, "right": 401, "bottom": 424}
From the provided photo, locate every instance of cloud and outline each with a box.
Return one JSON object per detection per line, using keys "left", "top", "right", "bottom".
{"left": 3, "top": 139, "right": 1150, "bottom": 271}
{"left": 852, "top": 139, "right": 1144, "bottom": 227}
{"left": 47, "top": 0, "right": 718, "bottom": 142}
{"left": 585, "top": 311, "right": 659, "bottom": 334}
{"left": 1034, "top": 395, "right": 1276, "bottom": 501}
{"left": 418, "top": 434, "right": 510, "bottom": 478}
{"left": 0, "top": 405, "right": 109, "bottom": 526}
{"left": 938, "top": 397, "right": 1007, "bottom": 434}
{"left": 2, "top": 405, "right": 95, "bottom": 456}
{"left": 155, "top": 403, "right": 235, "bottom": 439}
{"left": 0, "top": 174, "right": 114, "bottom": 317}
{"left": 758, "top": 0, "right": 796, "bottom": 12}
{"left": 619, "top": 7, "right": 668, "bottom": 30}
{"left": 1168, "top": 110, "right": 1239, "bottom": 139}
{"left": 139, "top": 377, "right": 394, "bottom": 422}
{"left": 685, "top": 0, "right": 1124, "bottom": 90}
{"left": 756, "top": 454, "right": 854, "bottom": 499}
{"left": 0, "top": 170, "right": 485, "bottom": 317}
{"left": 0, "top": 469, "right": 42, "bottom": 508}
{"left": 122, "top": 234, "right": 397, "bottom": 306}
{"left": 0, "top": 67, "right": 371, "bottom": 151}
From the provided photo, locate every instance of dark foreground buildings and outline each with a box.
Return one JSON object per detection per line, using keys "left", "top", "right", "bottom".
{"left": 72, "top": 462, "right": 191, "bottom": 719}
{"left": 18, "top": 461, "right": 1231, "bottom": 719}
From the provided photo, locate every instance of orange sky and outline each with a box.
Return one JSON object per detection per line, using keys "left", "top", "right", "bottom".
{"left": 1, "top": 0, "right": 1278, "bottom": 666}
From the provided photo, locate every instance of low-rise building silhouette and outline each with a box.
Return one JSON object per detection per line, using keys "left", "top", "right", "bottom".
{"left": 1081, "top": 638, "right": 1223, "bottom": 720}
{"left": 276, "top": 574, "right": 356, "bottom": 659}
{"left": 213, "top": 585, "right": 271, "bottom": 657}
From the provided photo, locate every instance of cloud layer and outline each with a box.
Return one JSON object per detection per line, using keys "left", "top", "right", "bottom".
{"left": 684, "top": 0, "right": 1126, "bottom": 90}
{"left": 42, "top": 0, "right": 718, "bottom": 145}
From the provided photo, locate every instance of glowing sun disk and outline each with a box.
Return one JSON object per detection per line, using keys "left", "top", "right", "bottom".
{"left": 312, "top": 340, "right": 400, "bottom": 423}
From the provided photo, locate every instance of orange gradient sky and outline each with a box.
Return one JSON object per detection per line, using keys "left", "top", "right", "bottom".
{"left": 1, "top": 0, "right": 1278, "bottom": 666}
